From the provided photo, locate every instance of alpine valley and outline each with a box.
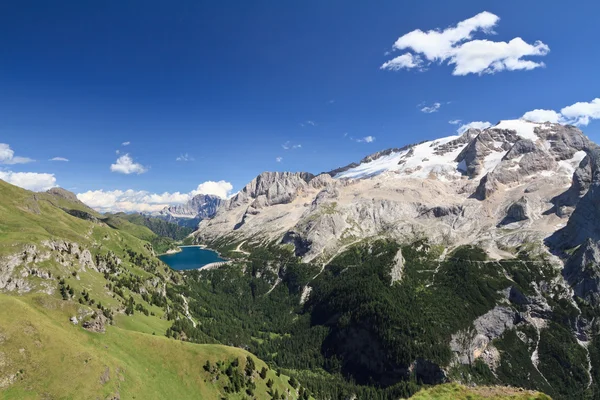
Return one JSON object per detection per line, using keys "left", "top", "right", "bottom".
{"left": 5, "top": 119, "right": 600, "bottom": 399}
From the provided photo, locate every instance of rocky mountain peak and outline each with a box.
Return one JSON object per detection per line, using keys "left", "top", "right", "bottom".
{"left": 227, "top": 171, "right": 315, "bottom": 209}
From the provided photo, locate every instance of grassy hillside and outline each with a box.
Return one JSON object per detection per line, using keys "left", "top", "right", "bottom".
{"left": 0, "top": 294, "right": 301, "bottom": 399}
{"left": 409, "top": 383, "right": 551, "bottom": 400}
{"left": 0, "top": 180, "right": 303, "bottom": 399}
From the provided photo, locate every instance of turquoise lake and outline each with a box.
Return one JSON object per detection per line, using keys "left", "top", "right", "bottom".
{"left": 159, "top": 246, "right": 225, "bottom": 270}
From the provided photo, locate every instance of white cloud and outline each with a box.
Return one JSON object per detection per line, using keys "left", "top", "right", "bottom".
{"left": 560, "top": 98, "right": 600, "bottom": 126}
{"left": 50, "top": 157, "right": 69, "bottom": 162}
{"left": 122, "top": 141, "right": 131, "bottom": 146}
{"left": 356, "top": 136, "right": 376, "bottom": 143}
{"left": 110, "top": 154, "right": 147, "bottom": 175}
{"left": 282, "top": 141, "right": 302, "bottom": 150}
{"left": 300, "top": 120, "right": 317, "bottom": 127}
{"left": 275, "top": 156, "right": 283, "bottom": 162}
{"left": 77, "top": 180, "right": 234, "bottom": 213}
{"left": 190, "top": 180, "right": 234, "bottom": 199}
{"left": 457, "top": 121, "right": 492, "bottom": 134}
{"left": 420, "top": 102, "right": 441, "bottom": 113}
{"left": 0, "top": 143, "right": 34, "bottom": 165}
{"left": 0, "top": 170, "right": 56, "bottom": 191}
{"left": 521, "top": 98, "right": 600, "bottom": 126}
{"left": 380, "top": 53, "right": 423, "bottom": 71}
{"left": 381, "top": 11, "right": 549, "bottom": 76}
{"left": 521, "top": 109, "right": 562, "bottom": 123}
{"left": 448, "top": 119, "right": 462, "bottom": 125}
{"left": 176, "top": 153, "right": 194, "bottom": 162}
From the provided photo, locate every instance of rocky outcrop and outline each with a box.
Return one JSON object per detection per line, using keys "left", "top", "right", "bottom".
{"left": 548, "top": 147, "right": 600, "bottom": 248}
{"left": 498, "top": 197, "right": 531, "bottom": 226}
{"left": 159, "top": 194, "right": 223, "bottom": 220}
{"left": 563, "top": 239, "right": 600, "bottom": 305}
{"left": 83, "top": 313, "right": 108, "bottom": 333}
{"left": 450, "top": 306, "right": 518, "bottom": 367}
{"left": 228, "top": 171, "right": 315, "bottom": 210}
{"left": 281, "top": 231, "right": 312, "bottom": 257}
{"left": 456, "top": 129, "right": 519, "bottom": 178}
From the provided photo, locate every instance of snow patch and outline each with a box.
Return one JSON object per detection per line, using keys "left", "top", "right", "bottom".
{"left": 335, "top": 134, "right": 466, "bottom": 180}
{"left": 495, "top": 120, "right": 541, "bottom": 141}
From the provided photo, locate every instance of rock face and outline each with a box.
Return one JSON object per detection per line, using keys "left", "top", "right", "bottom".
{"left": 563, "top": 239, "right": 600, "bottom": 305}
{"left": 83, "top": 313, "right": 108, "bottom": 333}
{"left": 228, "top": 171, "right": 315, "bottom": 209}
{"left": 548, "top": 146, "right": 600, "bottom": 248}
{"left": 195, "top": 120, "right": 595, "bottom": 263}
{"left": 157, "top": 194, "right": 223, "bottom": 227}
{"left": 450, "top": 306, "right": 518, "bottom": 367}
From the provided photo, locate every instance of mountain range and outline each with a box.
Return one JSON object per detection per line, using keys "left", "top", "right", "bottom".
{"left": 3, "top": 118, "right": 600, "bottom": 399}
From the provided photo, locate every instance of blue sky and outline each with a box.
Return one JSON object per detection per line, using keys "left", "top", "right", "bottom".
{"left": 1, "top": 1, "right": 599, "bottom": 212}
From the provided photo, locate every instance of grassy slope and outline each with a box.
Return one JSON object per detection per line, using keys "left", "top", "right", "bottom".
{"left": 0, "top": 294, "right": 299, "bottom": 399}
{"left": 409, "top": 383, "right": 551, "bottom": 400}
{"left": 0, "top": 180, "right": 299, "bottom": 399}
{"left": 0, "top": 179, "right": 151, "bottom": 257}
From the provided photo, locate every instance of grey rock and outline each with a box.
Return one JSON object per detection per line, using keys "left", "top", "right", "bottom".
{"left": 228, "top": 171, "right": 315, "bottom": 209}
{"left": 563, "top": 239, "right": 600, "bottom": 305}
{"left": 158, "top": 194, "right": 223, "bottom": 226}
{"left": 498, "top": 197, "right": 530, "bottom": 226}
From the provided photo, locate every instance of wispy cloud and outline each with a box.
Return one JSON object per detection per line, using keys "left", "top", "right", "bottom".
{"left": 275, "top": 156, "right": 283, "bottom": 162}
{"left": 176, "top": 153, "right": 194, "bottom": 162}
{"left": 282, "top": 141, "right": 302, "bottom": 150}
{"left": 356, "top": 136, "right": 376, "bottom": 143}
{"left": 448, "top": 119, "right": 462, "bottom": 125}
{"left": 0, "top": 143, "right": 35, "bottom": 165}
{"left": 420, "top": 102, "right": 441, "bottom": 113}
{"left": 457, "top": 121, "right": 492, "bottom": 134}
{"left": 122, "top": 141, "right": 131, "bottom": 146}
{"left": 300, "top": 120, "right": 317, "bottom": 127}
{"left": 381, "top": 11, "right": 549, "bottom": 76}
{"left": 49, "top": 157, "right": 69, "bottom": 162}
{"left": 110, "top": 154, "right": 147, "bottom": 175}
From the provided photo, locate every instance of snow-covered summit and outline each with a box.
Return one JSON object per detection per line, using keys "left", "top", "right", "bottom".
{"left": 333, "top": 119, "right": 581, "bottom": 182}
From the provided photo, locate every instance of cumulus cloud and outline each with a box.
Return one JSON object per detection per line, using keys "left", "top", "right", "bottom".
{"left": 521, "top": 109, "right": 562, "bottom": 124}
{"left": 448, "top": 119, "right": 462, "bottom": 125}
{"left": 0, "top": 171, "right": 56, "bottom": 191}
{"left": 521, "top": 98, "right": 600, "bottom": 126}
{"left": 276, "top": 156, "right": 283, "bottom": 162}
{"left": 110, "top": 154, "right": 147, "bottom": 174}
{"left": 176, "top": 153, "right": 194, "bottom": 162}
{"left": 77, "top": 180, "right": 234, "bottom": 213}
{"left": 561, "top": 98, "right": 600, "bottom": 126}
{"left": 356, "top": 136, "right": 376, "bottom": 143}
{"left": 122, "top": 141, "right": 131, "bottom": 146}
{"left": 0, "top": 143, "right": 34, "bottom": 165}
{"left": 282, "top": 141, "right": 302, "bottom": 150}
{"left": 50, "top": 157, "right": 69, "bottom": 162}
{"left": 457, "top": 121, "right": 492, "bottom": 134}
{"left": 190, "top": 180, "right": 234, "bottom": 199}
{"left": 420, "top": 102, "right": 441, "bottom": 113}
{"left": 381, "top": 11, "right": 549, "bottom": 76}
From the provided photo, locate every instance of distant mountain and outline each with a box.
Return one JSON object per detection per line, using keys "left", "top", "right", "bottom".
{"left": 155, "top": 193, "right": 223, "bottom": 228}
